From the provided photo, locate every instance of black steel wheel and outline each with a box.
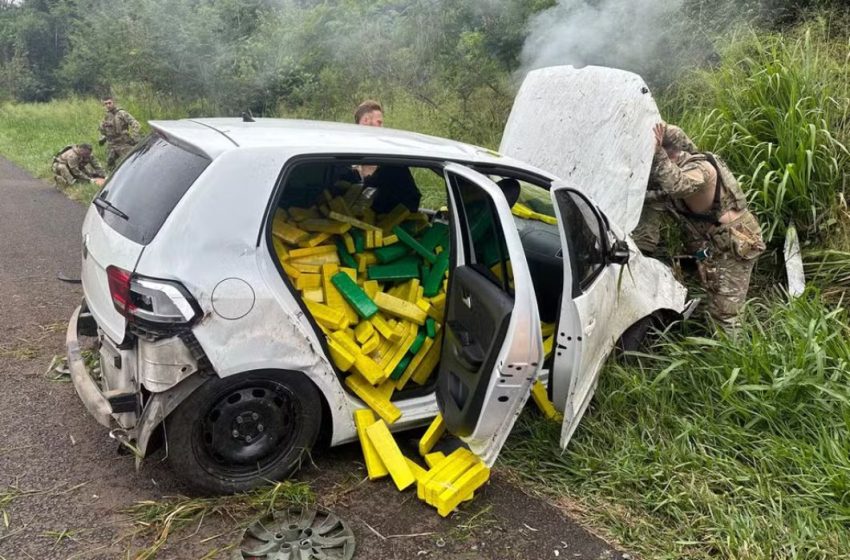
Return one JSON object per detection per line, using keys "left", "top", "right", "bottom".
{"left": 166, "top": 371, "right": 322, "bottom": 494}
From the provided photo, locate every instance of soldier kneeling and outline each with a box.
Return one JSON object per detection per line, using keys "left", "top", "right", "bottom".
{"left": 53, "top": 144, "right": 106, "bottom": 189}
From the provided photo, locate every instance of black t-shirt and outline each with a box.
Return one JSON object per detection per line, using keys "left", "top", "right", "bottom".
{"left": 366, "top": 165, "right": 421, "bottom": 213}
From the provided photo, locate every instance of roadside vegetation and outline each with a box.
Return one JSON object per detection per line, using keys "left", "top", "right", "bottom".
{"left": 504, "top": 289, "right": 850, "bottom": 559}
{"left": 1, "top": 0, "right": 849, "bottom": 557}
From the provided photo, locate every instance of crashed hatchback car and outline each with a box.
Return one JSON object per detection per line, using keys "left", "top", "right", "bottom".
{"left": 67, "top": 66, "right": 688, "bottom": 494}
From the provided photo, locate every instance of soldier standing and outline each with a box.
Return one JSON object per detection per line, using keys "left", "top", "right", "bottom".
{"left": 98, "top": 95, "right": 141, "bottom": 169}
{"left": 648, "top": 123, "right": 766, "bottom": 330}
{"left": 53, "top": 144, "right": 106, "bottom": 188}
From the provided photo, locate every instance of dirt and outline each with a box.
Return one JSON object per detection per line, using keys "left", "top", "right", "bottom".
{"left": 0, "top": 156, "right": 626, "bottom": 559}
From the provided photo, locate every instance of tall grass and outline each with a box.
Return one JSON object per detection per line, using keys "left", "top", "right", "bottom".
{"left": 663, "top": 19, "right": 850, "bottom": 244}
{"left": 503, "top": 289, "right": 850, "bottom": 559}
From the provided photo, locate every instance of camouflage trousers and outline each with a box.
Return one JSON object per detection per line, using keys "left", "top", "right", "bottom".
{"left": 106, "top": 142, "right": 135, "bottom": 169}
{"left": 52, "top": 162, "right": 76, "bottom": 188}
{"left": 693, "top": 211, "right": 765, "bottom": 329}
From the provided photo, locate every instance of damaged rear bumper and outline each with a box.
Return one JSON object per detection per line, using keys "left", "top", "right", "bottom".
{"left": 66, "top": 305, "right": 113, "bottom": 427}
{"left": 66, "top": 303, "right": 208, "bottom": 458}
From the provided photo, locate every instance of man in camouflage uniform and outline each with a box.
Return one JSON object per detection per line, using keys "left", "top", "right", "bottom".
{"left": 633, "top": 130, "right": 699, "bottom": 255}
{"left": 98, "top": 95, "right": 141, "bottom": 169}
{"left": 646, "top": 123, "right": 765, "bottom": 329}
{"left": 52, "top": 144, "right": 106, "bottom": 189}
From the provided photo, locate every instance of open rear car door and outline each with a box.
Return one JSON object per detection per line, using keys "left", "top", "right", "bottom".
{"left": 437, "top": 163, "right": 543, "bottom": 465}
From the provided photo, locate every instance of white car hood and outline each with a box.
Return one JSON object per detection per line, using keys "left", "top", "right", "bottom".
{"left": 500, "top": 65, "right": 660, "bottom": 233}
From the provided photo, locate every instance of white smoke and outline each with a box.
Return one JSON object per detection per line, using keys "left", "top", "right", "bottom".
{"left": 519, "top": 0, "right": 686, "bottom": 80}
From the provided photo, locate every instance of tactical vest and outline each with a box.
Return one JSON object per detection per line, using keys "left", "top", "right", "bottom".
{"left": 101, "top": 109, "right": 133, "bottom": 143}
{"left": 675, "top": 152, "right": 748, "bottom": 225}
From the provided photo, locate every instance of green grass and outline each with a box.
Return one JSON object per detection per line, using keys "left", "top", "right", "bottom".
{"left": 0, "top": 97, "right": 103, "bottom": 178}
{"left": 2, "top": 15, "right": 850, "bottom": 560}
{"left": 0, "top": 87, "right": 198, "bottom": 203}
{"left": 502, "top": 289, "right": 850, "bottom": 559}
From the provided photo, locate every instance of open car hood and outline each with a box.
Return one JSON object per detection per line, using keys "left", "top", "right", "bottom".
{"left": 499, "top": 65, "right": 660, "bottom": 233}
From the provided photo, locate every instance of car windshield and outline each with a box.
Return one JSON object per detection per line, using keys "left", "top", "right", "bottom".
{"left": 97, "top": 134, "right": 211, "bottom": 245}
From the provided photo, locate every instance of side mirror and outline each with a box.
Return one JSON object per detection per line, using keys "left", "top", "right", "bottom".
{"left": 609, "top": 239, "right": 630, "bottom": 265}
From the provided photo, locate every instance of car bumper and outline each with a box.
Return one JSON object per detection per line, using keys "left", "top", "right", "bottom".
{"left": 66, "top": 305, "right": 113, "bottom": 427}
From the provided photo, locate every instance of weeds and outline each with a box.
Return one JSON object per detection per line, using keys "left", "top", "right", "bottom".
{"left": 450, "top": 504, "right": 498, "bottom": 542}
{"left": 42, "top": 528, "right": 80, "bottom": 548}
{"left": 503, "top": 288, "right": 850, "bottom": 559}
{"left": 0, "top": 481, "right": 88, "bottom": 530}
{"left": 126, "top": 481, "right": 313, "bottom": 559}
{"left": 0, "top": 345, "right": 37, "bottom": 360}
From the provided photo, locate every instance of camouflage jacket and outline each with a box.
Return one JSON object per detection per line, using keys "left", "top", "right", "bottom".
{"left": 648, "top": 147, "right": 746, "bottom": 216}
{"left": 99, "top": 108, "right": 141, "bottom": 146}
{"left": 55, "top": 146, "right": 105, "bottom": 181}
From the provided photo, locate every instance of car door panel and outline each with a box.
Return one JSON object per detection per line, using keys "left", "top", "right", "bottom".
{"left": 547, "top": 184, "right": 620, "bottom": 450}
{"left": 438, "top": 163, "right": 543, "bottom": 466}
{"left": 438, "top": 266, "right": 513, "bottom": 437}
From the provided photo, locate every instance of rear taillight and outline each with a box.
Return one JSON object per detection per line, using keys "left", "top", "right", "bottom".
{"left": 106, "top": 266, "right": 198, "bottom": 326}
{"left": 107, "top": 265, "right": 135, "bottom": 316}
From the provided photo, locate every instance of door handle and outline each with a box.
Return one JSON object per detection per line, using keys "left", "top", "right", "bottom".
{"left": 448, "top": 321, "right": 484, "bottom": 369}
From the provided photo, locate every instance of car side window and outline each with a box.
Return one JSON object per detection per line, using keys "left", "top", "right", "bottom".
{"left": 554, "top": 189, "right": 605, "bottom": 293}
{"left": 450, "top": 174, "right": 513, "bottom": 294}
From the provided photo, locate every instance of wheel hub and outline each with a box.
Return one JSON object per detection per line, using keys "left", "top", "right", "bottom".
{"left": 232, "top": 411, "right": 265, "bottom": 442}
{"left": 201, "top": 383, "right": 299, "bottom": 468}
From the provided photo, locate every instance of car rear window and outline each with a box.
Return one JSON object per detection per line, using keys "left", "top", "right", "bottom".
{"left": 97, "top": 134, "right": 211, "bottom": 245}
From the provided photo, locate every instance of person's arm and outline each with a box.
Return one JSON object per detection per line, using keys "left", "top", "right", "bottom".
{"left": 88, "top": 155, "right": 106, "bottom": 178}
{"left": 648, "top": 123, "right": 713, "bottom": 200}
{"left": 65, "top": 152, "right": 92, "bottom": 181}
{"left": 121, "top": 111, "right": 142, "bottom": 139}
{"left": 650, "top": 147, "right": 712, "bottom": 199}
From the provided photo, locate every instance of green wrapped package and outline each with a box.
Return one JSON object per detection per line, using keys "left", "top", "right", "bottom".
{"left": 331, "top": 272, "right": 378, "bottom": 318}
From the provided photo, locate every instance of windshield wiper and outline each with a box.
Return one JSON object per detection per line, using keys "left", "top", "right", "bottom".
{"left": 93, "top": 195, "right": 129, "bottom": 220}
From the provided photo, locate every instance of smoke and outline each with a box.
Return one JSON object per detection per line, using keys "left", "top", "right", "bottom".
{"left": 519, "top": 0, "right": 689, "bottom": 84}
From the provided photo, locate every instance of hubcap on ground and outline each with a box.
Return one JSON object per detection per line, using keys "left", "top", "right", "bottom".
{"left": 237, "top": 506, "right": 355, "bottom": 560}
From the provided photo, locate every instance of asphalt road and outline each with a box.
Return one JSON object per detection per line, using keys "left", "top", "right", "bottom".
{"left": 0, "top": 156, "right": 624, "bottom": 559}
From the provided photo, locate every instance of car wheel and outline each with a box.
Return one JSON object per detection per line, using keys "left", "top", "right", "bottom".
{"left": 617, "top": 316, "right": 655, "bottom": 353}
{"left": 165, "top": 371, "right": 321, "bottom": 494}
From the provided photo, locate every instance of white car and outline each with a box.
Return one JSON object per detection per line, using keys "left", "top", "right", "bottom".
{"left": 67, "top": 66, "right": 689, "bottom": 494}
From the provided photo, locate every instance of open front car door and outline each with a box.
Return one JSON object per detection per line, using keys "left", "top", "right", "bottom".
{"left": 437, "top": 163, "right": 543, "bottom": 466}
{"left": 546, "top": 182, "right": 688, "bottom": 449}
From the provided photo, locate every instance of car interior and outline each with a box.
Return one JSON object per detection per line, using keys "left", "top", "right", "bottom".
{"left": 266, "top": 158, "right": 571, "bottom": 433}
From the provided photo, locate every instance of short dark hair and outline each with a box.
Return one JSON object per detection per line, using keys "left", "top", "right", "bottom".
{"left": 101, "top": 95, "right": 114, "bottom": 101}
{"left": 354, "top": 100, "right": 382, "bottom": 124}
{"left": 79, "top": 143, "right": 93, "bottom": 152}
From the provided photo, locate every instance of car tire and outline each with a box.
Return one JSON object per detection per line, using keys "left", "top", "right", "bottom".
{"left": 165, "top": 370, "right": 322, "bottom": 495}
{"left": 617, "top": 316, "right": 655, "bottom": 353}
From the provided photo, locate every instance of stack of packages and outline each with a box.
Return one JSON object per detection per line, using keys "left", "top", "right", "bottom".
{"left": 271, "top": 185, "right": 491, "bottom": 516}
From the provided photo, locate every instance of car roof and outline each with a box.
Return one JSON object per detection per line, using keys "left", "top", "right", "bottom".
{"left": 148, "top": 118, "right": 553, "bottom": 178}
